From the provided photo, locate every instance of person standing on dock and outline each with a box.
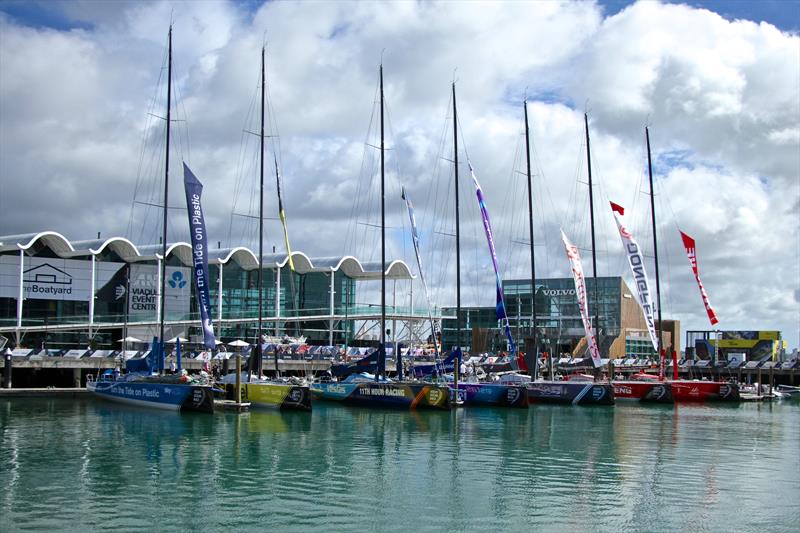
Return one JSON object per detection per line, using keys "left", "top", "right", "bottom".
{"left": 3, "top": 347, "right": 12, "bottom": 389}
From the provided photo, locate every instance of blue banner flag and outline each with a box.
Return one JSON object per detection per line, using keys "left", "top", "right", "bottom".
{"left": 182, "top": 163, "right": 217, "bottom": 349}
{"left": 468, "top": 163, "right": 517, "bottom": 361}
{"left": 402, "top": 187, "right": 440, "bottom": 359}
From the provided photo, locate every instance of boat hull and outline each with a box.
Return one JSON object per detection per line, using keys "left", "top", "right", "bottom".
{"left": 613, "top": 381, "right": 673, "bottom": 403}
{"left": 526, "top": 381, "right": 614, "bottom": 405}
{"left": 227, "top": 382, "right": 312, "bottom": 411}
{"left": 311, "top": 381, "right": 451, "bottom": 410}
{"left": 87, "top": 380, "right": 214, "bottom": 413}
{"left": 455, "top": 382, "right": 528, "bottom": 408}
{"left": 670, "top": 380, "right": 740, "bottom": 402}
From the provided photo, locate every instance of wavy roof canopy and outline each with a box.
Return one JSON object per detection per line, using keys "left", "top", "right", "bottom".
{"left": 0, "top": 232, "right": 414, "bottom": 280}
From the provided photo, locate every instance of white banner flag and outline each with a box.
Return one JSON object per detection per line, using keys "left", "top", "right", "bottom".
{"left": 561, "top": 230, "right": 603, "bottom": 368}
{"left": 610, "top": 202, "right": 659, "bottom": 351}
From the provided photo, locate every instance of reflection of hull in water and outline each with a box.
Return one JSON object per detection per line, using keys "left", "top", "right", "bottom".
{"left": 455, "top": 382, "right": 528, "bottom": 408}
{"left": 527, "top": 381, "right": 614, "bottom": 405}
{"left": 311, "top": 381, "right": 451, "bottom": 410}
{"left": 226, "top": 382, "right": 312, "bottom": 411}
{"left": 87, "top": 380, "right": 214, "bottom": 413}
{"left": 670, "top": 380, "right": 739, "bottom": 402}
{"left": 613, "top": 381, "right": 673, "bottom": 403}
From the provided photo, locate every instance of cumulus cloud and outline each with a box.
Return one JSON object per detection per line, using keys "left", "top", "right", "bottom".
{"left": 0, "top": 0, "right": 797, "bottom": 347}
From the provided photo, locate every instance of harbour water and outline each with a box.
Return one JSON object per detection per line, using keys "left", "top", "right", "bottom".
{"left": 1, "top": 398, "right": 798, "bottom": 532}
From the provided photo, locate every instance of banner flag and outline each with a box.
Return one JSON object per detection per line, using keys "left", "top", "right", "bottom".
{"left": 680, "top": 231, "right": 719, "bottom": 326}
{"left": 402, "top": 187, "right": 440, "bottom": 358}
{"left": 275, "top": 156, "right": 295, "bottom": 271}
{"left": 610, "top": 202, "right": 659, "bottom": 351}
{"left": 561, "top": 230, "right": 603, "bottom": 368}
{"left": 182, "top": 163, "right": 217, "bottom": 349}
{"left": 469, "top": 163, "right": 517, "bottom": 359}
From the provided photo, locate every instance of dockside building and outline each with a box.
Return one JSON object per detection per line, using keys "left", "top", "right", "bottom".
{"left": 442, "top": 276, "right": 680, "bottom": 358}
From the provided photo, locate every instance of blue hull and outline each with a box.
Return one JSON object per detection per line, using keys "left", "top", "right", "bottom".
{"left": 455, "top": 382, "right": 529, "bottom": 408}
{"left": 87, "top": 380, "right": 214, "bottom": 413}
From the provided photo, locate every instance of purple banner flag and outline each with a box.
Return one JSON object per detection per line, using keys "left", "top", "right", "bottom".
{"left": 469, "top": 163, "right": 517, "bottom": 358}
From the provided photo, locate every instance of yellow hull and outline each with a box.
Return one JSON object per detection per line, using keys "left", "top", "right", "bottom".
{"left": 233, "top": 382, "right": 312, "bottom": 411}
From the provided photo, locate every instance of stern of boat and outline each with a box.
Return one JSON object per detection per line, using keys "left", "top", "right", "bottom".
{"left": 180, "top": 386, "right": 215, "bottom": 413}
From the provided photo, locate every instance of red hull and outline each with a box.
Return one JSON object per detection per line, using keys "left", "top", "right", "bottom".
{"left": 613, "top": 380, "right": 672, "bottom": 402}
{"left": 670, "top": 380, "right": 739, "bottom": 402}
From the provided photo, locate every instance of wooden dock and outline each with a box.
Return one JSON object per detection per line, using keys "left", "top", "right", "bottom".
{"left": 214, "top": 399, "right": 250, "bottom": 412}
{"left": 0, "top": 387, "right": 88, "bottom": 398}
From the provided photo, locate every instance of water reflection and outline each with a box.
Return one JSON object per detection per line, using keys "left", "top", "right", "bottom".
{"left": 0, "top": 398, "right": 798, "bottom": 532}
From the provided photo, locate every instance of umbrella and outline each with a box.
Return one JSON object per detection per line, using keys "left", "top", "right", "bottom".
{"left": 166, "top": 337, "right": 189, "bottom": 343}
{"left": 227, "top": 339, "right": 250, "bottom": 347}
{"left": 118, "top": 336, "right": 143, "bottom": 343}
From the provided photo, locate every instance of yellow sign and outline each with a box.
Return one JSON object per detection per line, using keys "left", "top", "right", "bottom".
{"left": 717, "top": 339, "right": 758, "bottom": 348}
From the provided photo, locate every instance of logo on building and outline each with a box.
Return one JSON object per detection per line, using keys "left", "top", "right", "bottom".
{"left": 168, "top": 271, "right": 187, "bottom": 289}
{"left": 23, "top": 263, "right": 73, "bottom": 296}
{"left": 540, "top": 288, "right": 576, "bottom": 297}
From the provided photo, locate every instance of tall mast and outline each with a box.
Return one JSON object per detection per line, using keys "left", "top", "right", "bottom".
{"left": 524, "top": 100, "right": 537, "bottom": 376}
{"left": 453, "top": 82, "right": 461, "bottom": 385}
{"left": 584, "top": 113, "right": 600, "bottom": 345}
{"left": 158, "top": 25, "right": 172, "bottom": 357}
{"left": 378, "top": 64, "right": 386, "bottom": 382}
{"left": 256, "top": 45, "right": 265, "bottom": 377}
{"left": 646, "top": 127, "right": 664, "bottom": 364}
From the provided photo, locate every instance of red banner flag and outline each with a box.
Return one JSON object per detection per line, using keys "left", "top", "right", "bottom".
{"left": 680, "top": 231, "right": 719, "bottom": 326}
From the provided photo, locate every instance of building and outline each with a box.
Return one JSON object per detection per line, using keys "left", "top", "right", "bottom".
{"left": 442, "top": 276, "right": 679, "bottom": 357}
{"left": 0, "top": 231, "right": 429, "bottom": 350}
{"left": 687, "top": 330, "right": 785, "bottom": 362}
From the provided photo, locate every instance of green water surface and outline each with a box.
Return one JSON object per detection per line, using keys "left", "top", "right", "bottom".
{"left": 1, "top": 398, "right": 798, "bottom": 532}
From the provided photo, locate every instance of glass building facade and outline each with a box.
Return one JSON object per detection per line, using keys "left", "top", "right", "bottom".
{"left": 0, "top": 241, "right": 361, "bottom": 349}
{"left": 443, "top": 277, "right": 630, "bottom": 355}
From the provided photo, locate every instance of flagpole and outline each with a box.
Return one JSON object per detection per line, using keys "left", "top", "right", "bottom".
{"left": 524, "top": 99, "right": 537, "bottom": 377}
{"left": 452, "top": 81, "right": 461, "bottom": 392}
{"left": 646, "top": 127, "right": 665, "bottom": 375}
{"left": 158, "top": 25, "right": 173, "bottom": 375}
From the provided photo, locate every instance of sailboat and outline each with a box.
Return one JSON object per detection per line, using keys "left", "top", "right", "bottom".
{"left": 499, "top": 108, "right": 614, "bottom": 405}
{"left": 218, "top": 45, "right": 311, "bottom": 411}
{"left": 440, "top": 83, "right": 527, "bottom": 408}
{"left": 310, "top": 65, "right": 451, "bottom": 410}
{"left": 637, "top": 128, "right": 738, "bottom": 402}
{"left": 607, "top": 200, "right": 673, "bottom": 402}
{"left": 88, "top": 25, "right": 215, "bottom": 413}
{"left": 605, "top": 126, "right": 674, "bottom": 402}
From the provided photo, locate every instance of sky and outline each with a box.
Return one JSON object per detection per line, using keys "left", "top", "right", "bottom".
{"left": 0, "top": 0, "right": 798, "bottom": 349}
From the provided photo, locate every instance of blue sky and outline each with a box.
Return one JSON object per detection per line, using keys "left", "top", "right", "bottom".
{"left": 1, "top": 1, "right": 799, "bottom": 33}
{"left": 601, "top": 0, "right": 799, "bottom": 31}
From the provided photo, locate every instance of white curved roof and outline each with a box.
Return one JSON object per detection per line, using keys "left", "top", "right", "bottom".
{"left": 0, "top": 231, "right": 75, "bottom": 255}
{"left": 0, "top": 232, "right": 415, "bottom": 280}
